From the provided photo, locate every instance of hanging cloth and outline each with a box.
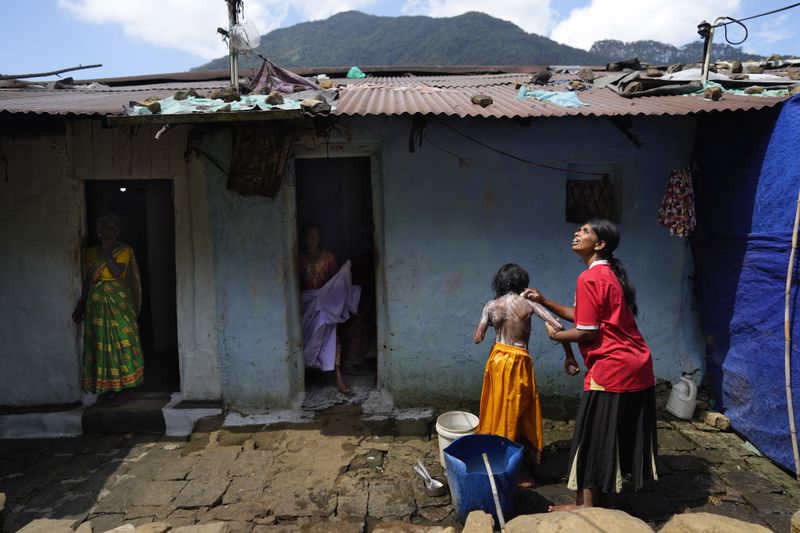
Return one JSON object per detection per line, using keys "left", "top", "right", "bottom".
{"left": 658, "top": 168, "right": 696, "bottom": 238}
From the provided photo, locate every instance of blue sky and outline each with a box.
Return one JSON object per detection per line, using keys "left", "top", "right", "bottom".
{"left": 1, "top": 0, "right": 797, "bottom": 80}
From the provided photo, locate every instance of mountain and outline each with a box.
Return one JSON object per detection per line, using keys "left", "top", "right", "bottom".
{"left": 196, "top": 11, "right": 785, "bottom": 71}
{"left": 195, "top": 11, "right": 604, "bottom": 70}
{"left": 590, "top": 39, "right": 764, "bottom": 65}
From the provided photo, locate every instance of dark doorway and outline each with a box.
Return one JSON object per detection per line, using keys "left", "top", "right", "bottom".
{"left": 84, "top": 180, "right": 179, "bottom": 392}
{"left": 295, "top": 157, "right": 377, "bottom": 407}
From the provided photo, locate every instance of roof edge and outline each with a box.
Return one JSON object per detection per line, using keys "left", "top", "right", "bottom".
{"left": 77, "top": 65, "right": 570, "bottom": 86}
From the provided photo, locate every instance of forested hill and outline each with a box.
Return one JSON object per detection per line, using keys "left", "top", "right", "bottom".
{"left": 194, "top": 11, "right": 604, "bottom": 69}
{"left": 195, "top": 11, "right": 778, "bottom": 71}
{"left": 590, "top": 39, "right": 764, "bottom": 65}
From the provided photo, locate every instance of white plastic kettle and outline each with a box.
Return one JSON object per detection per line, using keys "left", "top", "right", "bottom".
{"left": 666, "top": 374, "right": 698, "bottom": 420}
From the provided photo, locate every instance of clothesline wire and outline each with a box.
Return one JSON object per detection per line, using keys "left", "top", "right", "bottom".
{"left": 432, "top": 117, "right": 610, "bottom": 178}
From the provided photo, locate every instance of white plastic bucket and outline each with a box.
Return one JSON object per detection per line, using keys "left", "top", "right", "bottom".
{"left": 435, "top": 411, "right": 479, "bottom": 467}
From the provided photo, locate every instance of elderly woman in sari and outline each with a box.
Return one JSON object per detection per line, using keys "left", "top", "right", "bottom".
{"left": 72, "top": 214, "right": 144, "bottom": 405}
{"left": 299, "top": 222, "right": 360, "bottom": 395}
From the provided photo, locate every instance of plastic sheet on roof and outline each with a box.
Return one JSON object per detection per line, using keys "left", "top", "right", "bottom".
{"left": 127, "top": 94, "right": 305, "bottom": 116}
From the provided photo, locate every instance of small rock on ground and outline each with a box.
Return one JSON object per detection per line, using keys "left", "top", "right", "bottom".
{"left": 660, "top": 512, "right": 771, "bottom": 532}
{"left": 297, "top": 519, "right": 365, "bottom": 533}
{"left": 506, "top": 508, "right": 653, "bottom": 533}
{"left": 16, "top": 518, "right": 76, "bottom": 533}
{"left": 134, "top": 522, "right": 173, "bottom": 533}
{"left": 463, "top": 510, "right": 494, "bottom": 532}
{"left": 372, "top": 521, "right": 455, "bottom": 532}
{"left": 104, "top": 525, "right": 135, "bottom": 533}
{"left": 171, "top": 523, "right": 230, "bottom": 533}
{"left": 75, "top": 523, "right": 94, "bottom": 533}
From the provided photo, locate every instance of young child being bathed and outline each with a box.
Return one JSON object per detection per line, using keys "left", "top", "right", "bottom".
{"left": 472, "top": 263, "right": 579, "bottom": 486}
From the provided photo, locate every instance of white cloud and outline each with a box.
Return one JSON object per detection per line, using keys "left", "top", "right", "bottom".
{"left": 402, "top": 0, "right": 556, "bottom": 36}
{"left": 57, "top": 0, "right": 379, "bottom": 60}
{"left": 748, "top": 14, "right": 796, "bottom": 46}
{"left": 58, "top": 0, "right": 283, "bottom": 59}
{"left": 550, "top": 0, "right": 742, "bottom": 50}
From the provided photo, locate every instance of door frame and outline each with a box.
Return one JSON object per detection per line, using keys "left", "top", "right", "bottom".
{"left": 69, "top": 121, "right": 222, "bottom": 402}
{"left": 80, "top": 178, "right": 181, "bottom": 391}
{"left": 286, "top": 142, "right": 388, "bottom": 392}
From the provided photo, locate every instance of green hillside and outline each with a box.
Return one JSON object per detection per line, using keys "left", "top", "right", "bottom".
{"left": 195, "top": 11, "right": 604, "bottom": 69}
{"left": 590, "top": 39, "right": 766, "bottom": 64}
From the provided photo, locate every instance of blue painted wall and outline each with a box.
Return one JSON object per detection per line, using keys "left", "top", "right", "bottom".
{"left": 0, "top": 133, "right": 83, "bottom": 406}
{"left": 200, "top": 129, "right": 303, "bottom": 410}
{"left": 372, "top": 115, "right": 703, "bottom": 406}
{"left": 198, "top": 114, "right": 705, "bottom": 410}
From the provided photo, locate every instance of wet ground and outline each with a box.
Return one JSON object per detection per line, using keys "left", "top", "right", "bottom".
{"left": 1, "top": 403, "right": 799, "bottom": 532}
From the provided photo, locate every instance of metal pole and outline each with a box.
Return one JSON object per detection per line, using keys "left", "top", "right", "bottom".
{"left": 227, "top": 0, "right": 239, "bottom": 91}
{"left": 699, "top": 17, "right": 727, "bottom": 85}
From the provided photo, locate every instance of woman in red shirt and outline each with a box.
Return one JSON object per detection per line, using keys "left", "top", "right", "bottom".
{"left": 524, "top": 219, "right": 657, "bottom": 509}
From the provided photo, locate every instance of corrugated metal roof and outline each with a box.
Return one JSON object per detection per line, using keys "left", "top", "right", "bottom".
{"left": 0, "top": 82, "right": 229, "bottom": 116}
{"left": 0, "top": 73, "right": 792, "bottom": 120}
{"left": 339, "top": 74, "right": 530, "bottom": 88}
{"left": 76, "top": 66, "right": 551, "bottom": 86}
{"left": 333, "top": 73, "right": 789, "bottom": 118}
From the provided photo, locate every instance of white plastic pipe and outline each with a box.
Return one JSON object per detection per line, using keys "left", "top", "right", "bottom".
{"left": 482, "top": 453, "right": 506, "bottom": 532}
{"left": 785, "top": 190, "right": 800, "bottom": 481}
{"left": 227, "top": 0, "right": 239, "bottom": 90}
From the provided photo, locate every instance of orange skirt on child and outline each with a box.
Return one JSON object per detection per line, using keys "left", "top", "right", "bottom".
{"left": 477, "top": 342, "right": 543, "bottom": 463}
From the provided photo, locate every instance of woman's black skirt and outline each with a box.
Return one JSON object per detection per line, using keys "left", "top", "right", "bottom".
{"left": 566, "top": 386, "right": 658, "bottom": 493}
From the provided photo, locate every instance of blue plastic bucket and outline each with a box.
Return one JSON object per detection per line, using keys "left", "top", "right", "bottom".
{"left": 443, "top": 434, "right": 523, "bottom": 524}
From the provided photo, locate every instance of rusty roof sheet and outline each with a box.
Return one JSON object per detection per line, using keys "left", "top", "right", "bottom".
{"left": 0, "top": 81, "right": 231, "bottom": 116}
{"left": 75, "top": 66, "right": 551, "bottom": 85}
{"left": 0, "top": 73, "right": 792, "bottom": 119}
{"left": 334, "top": 81, "right": 786, "bottom": 118}
{"left": 332, "top": 73, "right": 789, "bottom": 118}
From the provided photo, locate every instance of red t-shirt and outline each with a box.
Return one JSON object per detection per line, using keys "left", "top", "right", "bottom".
{"left": 574, "top": 261, "right": 655, "bottom": 393}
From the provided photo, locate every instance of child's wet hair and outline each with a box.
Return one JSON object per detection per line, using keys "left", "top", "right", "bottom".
{"left": 492, "top": 263, "right": 529, "bottom": 298}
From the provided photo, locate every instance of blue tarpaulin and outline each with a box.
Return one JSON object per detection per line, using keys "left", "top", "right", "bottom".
{"left": 692, "top": 95, "right": 800, "bottom": 471}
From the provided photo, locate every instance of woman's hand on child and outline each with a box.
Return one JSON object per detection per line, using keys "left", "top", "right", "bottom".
{"left": 522, "top": 288, "right": 544, "bottom": 303}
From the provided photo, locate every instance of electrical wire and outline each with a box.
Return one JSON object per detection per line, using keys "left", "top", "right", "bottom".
{"left": 424, "top": 137, "right": 471, "bottom": 167}
{"left": 711, "top": 2, "right": 800, "bottom": 45}
{"left": 423, "top": 130, "right": 631, "bottom": 172}
{"left": 715, "top": 17, "right": 749, "bottom": 46}
{"left": 713, "top": 2, "right": 800, "bottom": 27}
{"left": 433, "top": 117, "right": 610, "bottom": 178}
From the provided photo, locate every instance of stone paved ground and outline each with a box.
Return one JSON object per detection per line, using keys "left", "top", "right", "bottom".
{"left": 1, "top": 405, "right": 799, "bottom": 532}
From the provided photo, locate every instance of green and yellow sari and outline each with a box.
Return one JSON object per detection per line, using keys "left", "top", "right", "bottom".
{"left": 81, "top": 244, "right": 145, "bottom": 393}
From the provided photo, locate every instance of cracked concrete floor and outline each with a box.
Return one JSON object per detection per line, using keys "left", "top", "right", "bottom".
{"left": 1, "top": 405, "right": 799, "bottom": 532}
